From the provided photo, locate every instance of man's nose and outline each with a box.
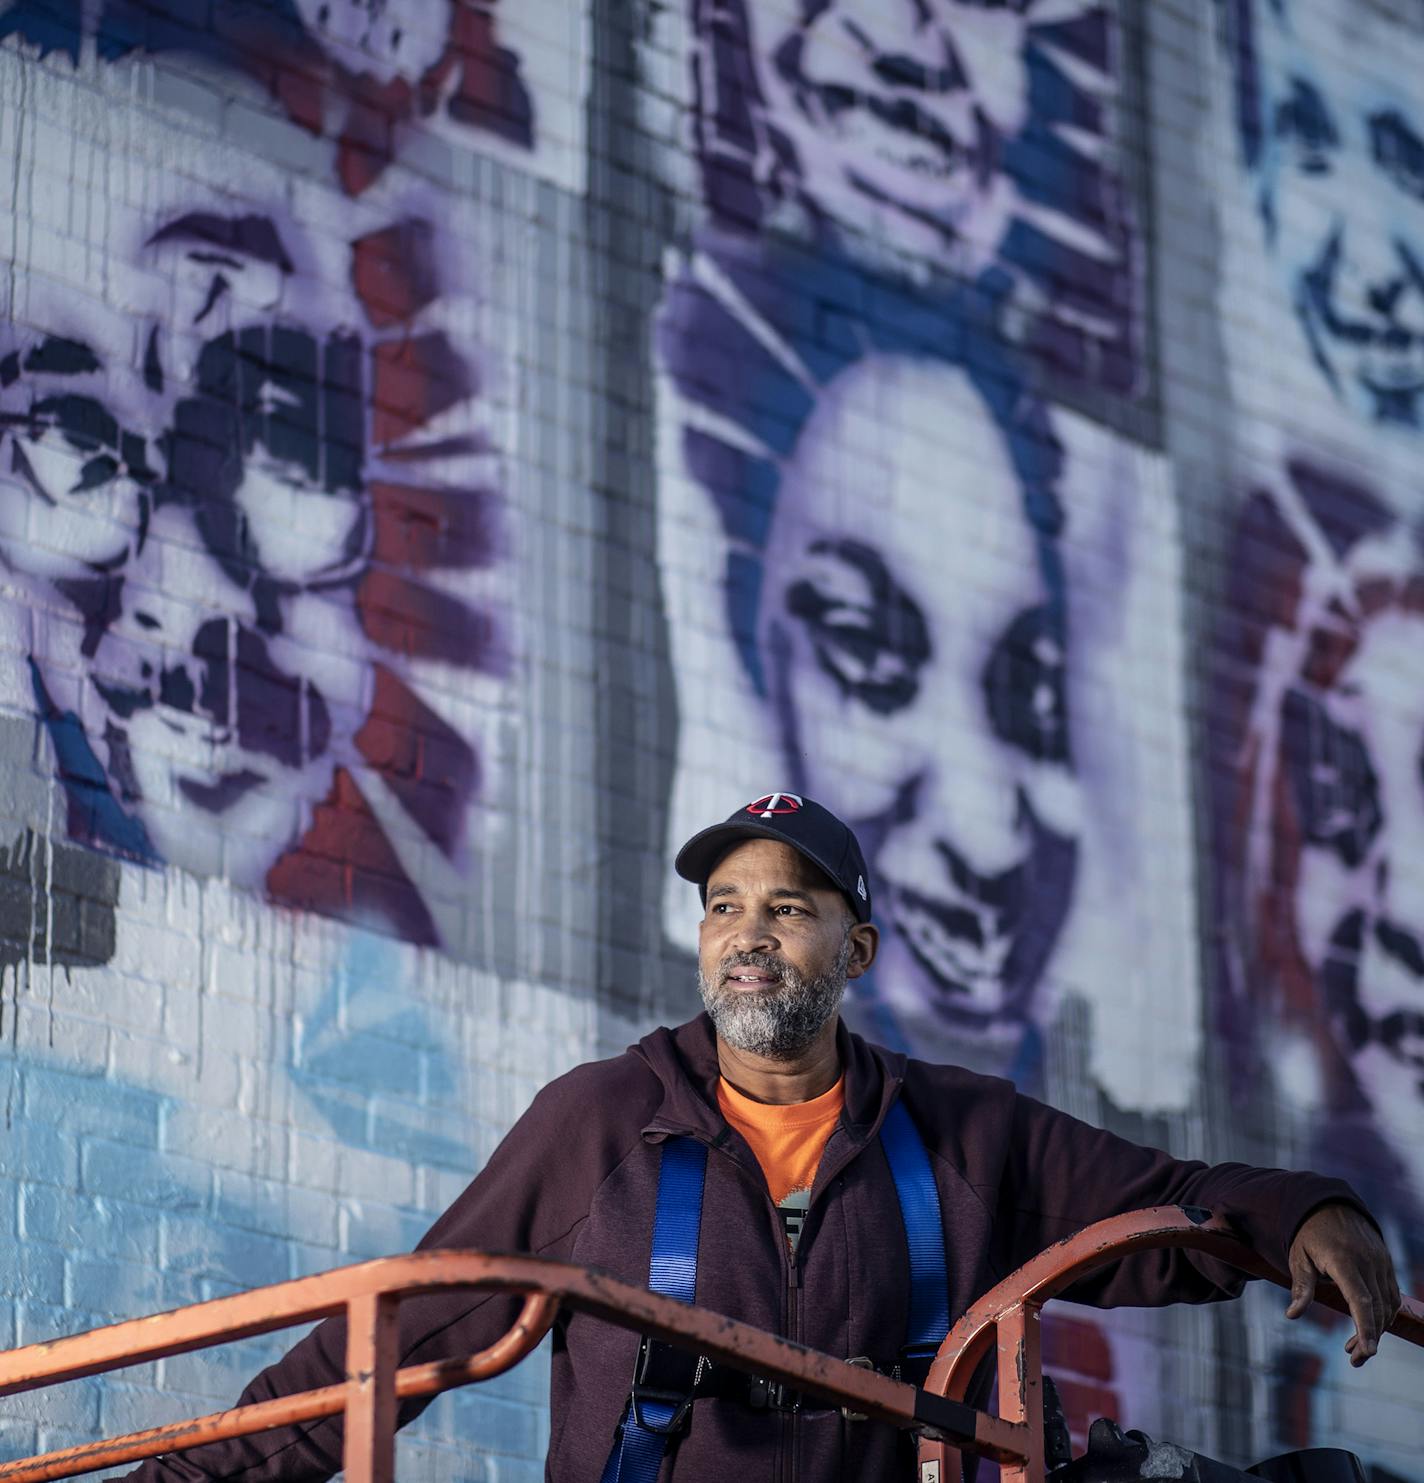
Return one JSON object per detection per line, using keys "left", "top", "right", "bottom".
{"left": 730, "top": 909, "right": 781, "bottom": 953}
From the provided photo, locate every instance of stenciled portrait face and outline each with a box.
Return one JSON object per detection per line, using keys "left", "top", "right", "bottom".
{"left": 754, "top": 0, "right": 1032, "bottom": 265}
{"left": 0, "top": 214, "right": 368, "bottom": 886}
{"left": 756, "top": 353, "right": 1078, "bottom": 1032}
{"left": 290, "top": 0, "right": 452, "bottom": 82}
{"left": 1224, "top": 469, "right": 1424, "bottom": 1213}
{"left": 0, "top": 177, "right": 497, "bottom": 948}
{"left": 1229, "top": 0, "right": 1424, "bottom": 429}
{"left": 1275, "top": 558, "right": 1424, "bottom": 1200}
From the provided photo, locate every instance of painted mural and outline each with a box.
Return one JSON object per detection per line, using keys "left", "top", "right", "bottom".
{"left": 3, "top": 0, "right": 1424, "bottom": 1476}
{"left": 0, "top": 1, "right": 549, "bottom": 946}
{"left": 1212, "top": 1, "right": 1424, "bottom": 1472}
{"left": 678, "top": 0, "right": 1140, "bottom": 391}
{"left": 652, "top": 0, "right": 1194, "bottom": 1109}
{"left": 0, "top": 0, "right": 552, "bottom": 196}
{"left": 651, "top": 2, "right": 1192, "bottom": 1452}
{"left": 1215, "top": 0, "right": 1424, "bottom": 482}
{"left": 656, "top": 238, "right": 1194, "bottom": 1104}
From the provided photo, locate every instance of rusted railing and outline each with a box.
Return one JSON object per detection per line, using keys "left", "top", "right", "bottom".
{"left": 0, "top": 1206, "right": 1415, "bottom": 1483}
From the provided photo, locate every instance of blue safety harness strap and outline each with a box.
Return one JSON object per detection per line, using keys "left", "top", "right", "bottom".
{"left": 601, "top": 1093, "right": 949, "bottom": 1479}
{"left": 879, "top": 1097, "right": 951, "bottom": 1376}
{"left": 600, "top": 1136, "right": 709, "bottom": 1483}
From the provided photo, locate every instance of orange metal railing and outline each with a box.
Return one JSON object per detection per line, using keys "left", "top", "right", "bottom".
{"left": 0, "top": 1206, "right": 1415, "bottom": 1483}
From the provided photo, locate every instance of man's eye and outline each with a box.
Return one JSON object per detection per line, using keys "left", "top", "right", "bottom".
{"left": 981, "top": 605, "right": 1070, "bottom": 764}
{"left": 1280, "top": 688, "right": 1382, "bottom": 868}
{"left": 1276, "top": 79, "right": 1339, "bottom": 173}
{"left": 1371, "top": 109, "right": 1424, "bottom": 200}
{"left": 784, "top": 539, "right": 930, "bottom": 717}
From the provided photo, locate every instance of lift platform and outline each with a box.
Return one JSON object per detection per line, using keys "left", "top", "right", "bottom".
{"left": 0, "top": 1205, "right": 1416, "bottom": 1483}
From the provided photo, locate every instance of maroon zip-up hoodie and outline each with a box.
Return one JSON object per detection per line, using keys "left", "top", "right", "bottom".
{"left": 125, "top": 1015, "right": 1365, "bottom": 1483}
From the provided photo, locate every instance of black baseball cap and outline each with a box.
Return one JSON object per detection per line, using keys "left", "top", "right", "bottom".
{"left": 675, "top": 793, "right": 873, "bottom": 923}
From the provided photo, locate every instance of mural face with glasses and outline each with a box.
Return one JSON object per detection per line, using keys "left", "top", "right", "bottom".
{"left": 0, "top": 204, "right": 494, "bottom": 944}
{"left": 1224, "top": 0, "right": 1424, "bottom": 430}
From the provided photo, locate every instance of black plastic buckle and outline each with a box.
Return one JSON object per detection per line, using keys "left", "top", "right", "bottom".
{"left": 628, "top": 1336, "right": 704, "bottom": 1435}
{"left": 895, "top": 1342, "right": 940, "bottom": 1389}
{"left": 746, "top": 1374, "right": 803, "bottom": 1413}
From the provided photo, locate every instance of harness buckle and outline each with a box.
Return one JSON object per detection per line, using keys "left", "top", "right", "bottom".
{"left": 627, "top": 1336, "right": 705, "bottom": 1435}
{"left": 746, "top": 1374, "right": 803, "bottom": 1413}
{"left": 841, "top": 1355, "right": 877, "bottom": 1422}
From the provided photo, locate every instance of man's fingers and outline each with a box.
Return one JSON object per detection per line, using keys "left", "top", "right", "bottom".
{"left": 1335, "top": 1268, "right": 1382, "bottom": 1365}
{"left": 1285, "top": 1248, "right": 1319, "bottom": 1320}
{"left": 1384, "top": 1269, "right": 1404, "bottom": 1328}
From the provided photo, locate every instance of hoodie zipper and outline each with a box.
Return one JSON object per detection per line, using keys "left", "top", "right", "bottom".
{"left": 647, "top": 1080, "right": 905, "bottom": 1482}
{"left": 786, "top": 1244, "right": 803, "bottom": 1483}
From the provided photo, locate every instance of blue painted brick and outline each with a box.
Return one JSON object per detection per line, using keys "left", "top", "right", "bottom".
{"left": 21, "top": 1068, "right": 162, "bottom": 1147}
{"left": 0, "top": 1120, "right": 78, "bottom": 1189}
{"left": 79, "top": 1137, "right": 209, "bottom": 1211}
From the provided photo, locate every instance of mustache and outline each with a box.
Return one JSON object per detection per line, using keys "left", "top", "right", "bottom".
{"left": 717, "top": 951, "right": 792, "bottom": 985}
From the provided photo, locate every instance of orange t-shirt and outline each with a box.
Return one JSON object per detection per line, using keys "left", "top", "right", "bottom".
{"left": 717, "top": 1074, "right": 845, "bottom": 1254}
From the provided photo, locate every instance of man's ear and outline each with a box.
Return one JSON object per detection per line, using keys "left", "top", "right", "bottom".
{"left": 846, "top": 921, "right": 879, "bottom": 978}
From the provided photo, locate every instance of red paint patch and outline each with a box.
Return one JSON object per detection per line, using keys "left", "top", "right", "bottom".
{"left": 439, "top": 2, "right": 535, "bottom": 146}
{"left": 356, "top": 665, "right": 479, "bottom": 856}
{"left": 267, "top": 767, "right": 439, "bottom": 945}
{"left": 338, "top": 74, "right": 414, "bottom": 197}
{"left": 358, "top": 569, "right": 499, "bottom": 669}
{"left": 1271, "top": 1348, "right": 1323, "bottom": 1449}
{"left": 1042, "top": 1313, "right": 1112, "bottom": 1379}
{"left": 371, "top": 332, "right": 475, "bottom": 446}
{"left": 370, "top": 481, "right": 497, "bottom": 570}
{"left": 352, "top": 220, "right": 440, "bottom": 328}
{"left": 1041, "top": 1312, "right": 1117, "bottom": 1449}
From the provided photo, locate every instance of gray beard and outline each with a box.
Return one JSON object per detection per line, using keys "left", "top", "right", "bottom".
{"left": 698, "top": 937, "right": 851, "bottom": 1061}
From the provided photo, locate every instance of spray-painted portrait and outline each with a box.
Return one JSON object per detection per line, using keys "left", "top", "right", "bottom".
{"left": 1213, "top": 457, "right": 1424, "bottom": 1471}
{"left": 656, "top": 234, "right": 1196, "bottom": 1099}
{"left": 678, "top": 0, "right": 1139, "bottom": 391}
{"left": 0, "top": 188, "right": 500, "bottom": 946}
{"left": 1217, "top": 462, "right": 1424, "bottom": 1236}
{"left": 0, "top": 0, "right": 586, "bottom": 197}
{"left": 1220, "top": 0, "right": 1424, "bottom": 437}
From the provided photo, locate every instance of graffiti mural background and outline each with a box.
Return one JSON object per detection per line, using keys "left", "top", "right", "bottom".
{"left": 1208, "top": 0, "right": 1424, "bottom": 1472}
{"left": 0, "top": 18, "right": 534, "bottom": 947}
{"left": 648, "top": 0, "right": 1195, "bottom": 1454}
{"left": 1, "top": 0, "right": 1423, "bottom": 1478}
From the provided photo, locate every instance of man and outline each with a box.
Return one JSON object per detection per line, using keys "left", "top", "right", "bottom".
{"left": 125, "top": 795, "right": 1398, "bottom": 1483}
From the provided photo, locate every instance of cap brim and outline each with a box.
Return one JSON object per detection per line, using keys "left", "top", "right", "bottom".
{"left": 674, "top": 823, "right": 853, "bottom": 913}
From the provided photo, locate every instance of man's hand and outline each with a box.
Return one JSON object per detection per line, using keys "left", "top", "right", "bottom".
{"left": 1286, "top": 1202, "right": 1401, "bottom": 1366}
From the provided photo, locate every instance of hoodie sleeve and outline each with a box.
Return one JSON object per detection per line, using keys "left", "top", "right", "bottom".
{"left": 997, "top": 1090, "right": 1372, "bottom": 1307}
{"left": 115, "top": 1056, "right": 657, "bottom": 1483}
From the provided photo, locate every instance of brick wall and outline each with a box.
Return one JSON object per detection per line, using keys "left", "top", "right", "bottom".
{"left": 0, "top": 1, "right": 1420, "bottom": 1477}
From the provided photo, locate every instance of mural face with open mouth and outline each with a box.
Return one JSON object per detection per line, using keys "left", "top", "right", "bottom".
{"left": 1281, "top": 598, "right": 1424, "bottom": 1194}
{"left": 759, "top": 353, "right": 1078, "bottom": 1031}
{"left": 1239, "top": 0, "right": 1424, "bottom": 428}
{"left": 758, "top": 0, "right": 1031, "bottom": 262}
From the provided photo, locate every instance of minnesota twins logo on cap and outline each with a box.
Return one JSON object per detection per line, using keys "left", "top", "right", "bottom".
{"left": 675, "top": 794, "right": 873, "bottom": 924}
{"left": 747, "top": 793, "right": 803, "bottom": 819}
